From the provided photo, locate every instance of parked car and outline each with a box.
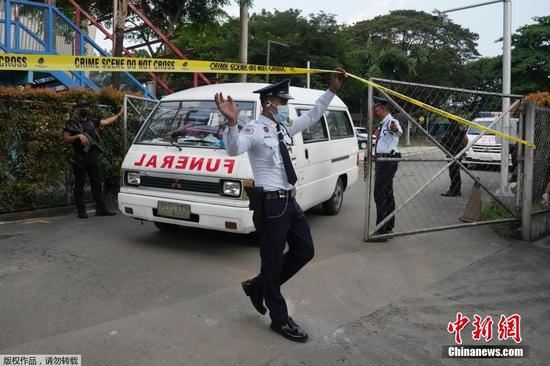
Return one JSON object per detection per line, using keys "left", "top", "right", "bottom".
{"left": 463, "top": 112, "right": 517, "bottom": 169}
{"left": 354, "top": 126, "right": 376, "bottom": 150}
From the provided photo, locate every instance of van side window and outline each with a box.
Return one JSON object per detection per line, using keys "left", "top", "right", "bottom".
{"left": 326, "top": 110, "right": 354, "bottom": 139}
{"left": 297, "top": 109, "right": 328, "bottom": 143}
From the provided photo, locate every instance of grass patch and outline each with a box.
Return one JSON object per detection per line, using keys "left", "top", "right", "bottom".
{"left": 482, "top": 200, "right": 516, "bottom": 220}
{"left": 482, "top": 200, "right": 521, "bottom": 239}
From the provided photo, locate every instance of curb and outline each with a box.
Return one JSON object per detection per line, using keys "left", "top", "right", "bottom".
{"left": 0, "top": 204, "right": 94, "bottom": 223}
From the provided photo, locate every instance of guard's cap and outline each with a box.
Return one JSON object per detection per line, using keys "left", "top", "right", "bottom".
{"left": 253, "top": 79, "right": 294, "bottom": 100}
{"left": 373, "top": 96, "right": 389, "bottom": 107}
{"left": 76, "top": 99, "right": 90, "bottom": 107}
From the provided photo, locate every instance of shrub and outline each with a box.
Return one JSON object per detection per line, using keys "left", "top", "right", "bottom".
{"left": 0, "top": 87, "right": 130, "bottom": 213}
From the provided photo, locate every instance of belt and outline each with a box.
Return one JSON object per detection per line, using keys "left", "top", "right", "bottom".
{"left": 376, "top": 152, "right": 401, "bottom": 158}
{"left": 264, "top": 189, "right": 296, "bottom": 200}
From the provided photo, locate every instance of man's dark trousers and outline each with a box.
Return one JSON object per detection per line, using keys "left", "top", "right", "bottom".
{"left": 448, "top": 160, "right": 461, "bottom": 194}
{"left": 252, "top": 197, "right": 314, "bottom": 324}
{"left": 72, "top": 152, "right": 107, "bottom": 213}
{"left": 374, "top": 160, "right": 398, "bottom": 233}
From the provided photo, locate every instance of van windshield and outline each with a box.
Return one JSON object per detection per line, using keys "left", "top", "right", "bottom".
{"left": 136, "top": 100, "right": 255, "bottom": 148}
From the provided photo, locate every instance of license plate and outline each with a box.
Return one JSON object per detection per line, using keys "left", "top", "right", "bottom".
{"left": 157, "top": 201, "right": 190, "bottom": 220}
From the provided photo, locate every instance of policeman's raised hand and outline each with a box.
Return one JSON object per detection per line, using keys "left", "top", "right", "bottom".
{"left": 329, "top": 67, "right": 347, "bottom": 93}
{"left": 214, "top": 92, "right": 238, "bottom": 126}
{"left": 389, "top": 121, "right": 398, "bottom": 133}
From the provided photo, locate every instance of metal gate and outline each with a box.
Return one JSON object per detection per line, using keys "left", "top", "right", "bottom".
{"left": 364, "top": 78, "right": 525, "bottom": 241}
{"left": 122, "top": 95, "right": 159, "bottom": 153}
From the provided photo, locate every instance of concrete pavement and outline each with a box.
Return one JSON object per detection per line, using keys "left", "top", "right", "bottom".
{"left": 0, "top": 183, "right": 548, "bottom": 365}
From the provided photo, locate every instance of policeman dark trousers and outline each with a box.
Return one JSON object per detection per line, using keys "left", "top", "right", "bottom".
{"left": 72, "top": 153, "right": 107, "bottom": 214}
{"left": 252, "top": 197, "right": 314, "bottom": 324}
{"left": 374, "top": 160, "right": 398, "bottom": 233}
{"left": 448, "top": 160, "right": 462, "bottom": 194}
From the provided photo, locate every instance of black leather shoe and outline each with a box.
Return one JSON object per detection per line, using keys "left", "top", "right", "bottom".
{"left": 270, "top": 319, "right": 309, "bottom": 343}
{"left": 368, "top": 229, "right": 393, "bottom": 242}
{"left": 368, "top": 236, "right": 387, "bottom": 242}
{"left": 77, "top": 211, "right": 88, "bottom": 219}
{"left": 95, "top": 209, "right": 116, "bottom": 216}
{"left": 441, "top": 191, "right": 461, "bottom": 197}
{"left": 241, "top": 279, "right": 266, "bottom": 315}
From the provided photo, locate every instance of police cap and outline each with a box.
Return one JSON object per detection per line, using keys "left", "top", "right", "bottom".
{"left": 253, "top": 79, "right": 294, "bottom": 100}
{"left": 373, "top": 96, "right": 389, "bottom": 107}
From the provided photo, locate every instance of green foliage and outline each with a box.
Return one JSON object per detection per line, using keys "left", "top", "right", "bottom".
{"left": 511, "top": 16, "right": 550, "bottom": 94}
{"left": 56, "top": 0, "right": 231, "bottom": 34}
{"left": 348, "top": 10, "right": 480, "bottom": 85}
{"left": 462, "top": 56, "right": 502, "bottom": 91}
{"left": 0, "top": 87, "right": 126, "bottom": 213}
{"left": 482, "top": 200, "right": 516, "bottom": 220}
{"left": 461, "top": 16, "right": 550, "bottom": 94}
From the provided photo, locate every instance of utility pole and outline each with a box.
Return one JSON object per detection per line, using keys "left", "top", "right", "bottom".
{"left": 266, "top": 40, "right": 289, "bottom": 83}
{"left": 239, "top": 0, "right": 249, "bottom": 83}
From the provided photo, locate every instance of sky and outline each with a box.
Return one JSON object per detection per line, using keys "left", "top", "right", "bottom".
{"left": 224, "top": 0, "right": 550, "bottom": 57}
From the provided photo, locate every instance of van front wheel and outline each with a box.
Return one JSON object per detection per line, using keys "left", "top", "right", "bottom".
{"left": 322, "top": 177, "right": 344, "bottom": 215}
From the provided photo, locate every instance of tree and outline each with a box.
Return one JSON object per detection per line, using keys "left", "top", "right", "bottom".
{"left": 347, "top": 10, "right": 480, "bottom": 85}
{"left": 457, "top": 16, "right": 550, "bottom": 95}
{"left": 56, "top": 0, "right": 231, "bottom": 56}
{"left": 510, "top": 16, "right": 550, "bottom": 94}
{"left": 112, "top": 0, "right": 128, "bottom": 88}
{"left": 246, "top": 9, "right": 348, "bottom": 87}
{"left": 462, "top": 56, "right": 501, "bottom": 92}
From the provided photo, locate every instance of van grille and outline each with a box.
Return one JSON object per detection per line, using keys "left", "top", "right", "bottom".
{"left": 472, "top": 145, "right": 501, "bottom": 153}
{"left": 140, "top": 176, "right": 220, "bottom": 194}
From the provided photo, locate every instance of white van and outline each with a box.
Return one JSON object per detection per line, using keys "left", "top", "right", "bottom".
{"left": 118, "top": 83, "right": 359, "bottom": 233}
{"left": 463, "top": 112, "right": 517, "bottom": 168}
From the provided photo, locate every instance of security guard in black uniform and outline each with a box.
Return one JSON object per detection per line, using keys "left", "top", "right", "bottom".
{"left": 372, "top": 96, "right": 402, "bottom": 238}
{"left": 214, "top": 69, "right": 346, "bottom": 342}
{"left": 441, "top": 121, "right": 467, "bottom": 197}
{"left": 63, "top": 100, "right": 122, "bottom": 218}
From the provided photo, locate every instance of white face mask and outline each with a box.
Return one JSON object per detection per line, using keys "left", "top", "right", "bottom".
{"left": 273, "top": 105, "right": 289, "bottom": 124}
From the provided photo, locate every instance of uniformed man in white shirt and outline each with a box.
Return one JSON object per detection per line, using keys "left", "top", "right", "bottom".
{"left": 373, "top": 96, "right": 402, "bottom": 238}
{"left": 214, "top": 69, "right": 346, "bottom": 342}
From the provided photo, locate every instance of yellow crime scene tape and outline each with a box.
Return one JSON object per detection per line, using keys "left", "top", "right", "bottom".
{"left": 0, "top": 53, "right": 317, "bottom": 74}
{"left": 344, "top": 73, "right": 535, "bottom": 148}
{"left": 0, "top": 53, "right": 533, "bottom": 148}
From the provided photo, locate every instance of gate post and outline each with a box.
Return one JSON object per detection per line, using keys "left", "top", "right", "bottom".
{"left": 364, "top": 83, "right": 374, "bottom": 241}
{"left": 123, "top": 95, "right": 128, "bottom": 153}
{"left": 521, "top": 102, "right": 535, "bottom": 241}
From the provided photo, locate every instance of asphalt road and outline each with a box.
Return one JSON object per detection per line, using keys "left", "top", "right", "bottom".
{"left": 1, "top": 172, "right": 547, "bottom": 365}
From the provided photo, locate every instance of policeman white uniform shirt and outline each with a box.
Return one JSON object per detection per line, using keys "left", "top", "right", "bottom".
{"left": 375, "top": 113, "right": 403, "bottom": 154}
{"left": 224, "top": 90, "right": 335, "bottom": 191}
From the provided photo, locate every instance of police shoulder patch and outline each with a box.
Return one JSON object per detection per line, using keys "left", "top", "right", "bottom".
{"left": 243, "top": 126, "right": 255, "bottom": 135}
{"left": 283, "top": 118, "right": 294, "bottom": 127}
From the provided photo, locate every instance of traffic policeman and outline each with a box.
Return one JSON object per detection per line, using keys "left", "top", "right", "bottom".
{"left": 63, "top": 100, "right": 122, "bottom": 218}
{"left": 372, "top": 96, "right": 402, "bottom": 238}
{"left": 214, "top": 69, "right": 346, "bottom": 342}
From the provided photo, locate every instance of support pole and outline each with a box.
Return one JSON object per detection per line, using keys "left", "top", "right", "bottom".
{"left": 521, "top": 102, "right": 535, "bottom": 241}
{"left": 364, "top": 83, "right": 374, "bottom": 241}
{"left": 499, "top": 0, "right": 513, "bottom": 195}
{"left": 239, "top": 1, "right": 248, "bottom": 83}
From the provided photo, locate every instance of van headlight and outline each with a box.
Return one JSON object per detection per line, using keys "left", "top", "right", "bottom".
{"left": 126, "top": 171, "right": 141, "bottom": 186}
{"left": 221, "top": 180, "right": 241, "bottom": 197}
